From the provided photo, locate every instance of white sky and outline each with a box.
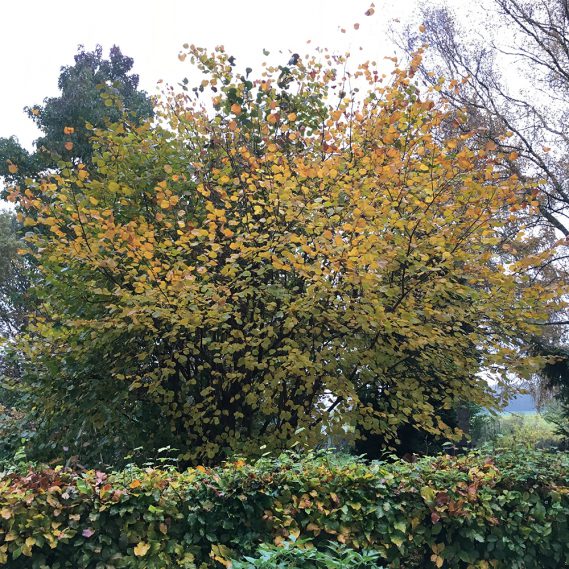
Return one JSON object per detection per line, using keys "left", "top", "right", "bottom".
{"left": 0, "top": 0, "right": 434, "bottom": 150}
{"left": 1, "top": 0, "right": 493, "bottom": 152}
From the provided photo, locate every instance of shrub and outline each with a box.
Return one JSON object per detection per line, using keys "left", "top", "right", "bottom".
{"left": 0, "top": 450, "right": 567, "bottom": 568}
{"left": 470, "top": 410, "right": 564, "bottom": 451}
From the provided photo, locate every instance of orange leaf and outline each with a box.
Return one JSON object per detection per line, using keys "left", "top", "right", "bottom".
{"left": 64, "top": 126, "right": 75, "bottom": 135}
{"left": 7, "top": 163, "right": 18, "bottom": 174}
{"left": 64, "top": 141, "right": 74, "bottom": 151}
{"left": 231, "top": 103, "right": 242, "bottom": 115}
{"left": 129, "top": 479, "right": 141, "bottom": 489}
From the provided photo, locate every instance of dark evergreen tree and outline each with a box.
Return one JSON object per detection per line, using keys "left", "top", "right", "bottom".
{"left": 0, "top": 45, "right": 153, "bottom": 184}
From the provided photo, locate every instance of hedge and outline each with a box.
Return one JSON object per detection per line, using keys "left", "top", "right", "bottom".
{"left": 0, "top": 450, "right": 568, "bottom": 568}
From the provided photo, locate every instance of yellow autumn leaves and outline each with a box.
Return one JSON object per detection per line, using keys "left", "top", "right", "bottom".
{"left": 9, "top": 45, "right": 564, "bottom": 463}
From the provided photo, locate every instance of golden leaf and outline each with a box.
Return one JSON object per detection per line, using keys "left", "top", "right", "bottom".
{"left": 134, "top": 542, "right": 151, "bottom": 557}
{"left": 211, "top": 544, "right": 233, "bottom": 568}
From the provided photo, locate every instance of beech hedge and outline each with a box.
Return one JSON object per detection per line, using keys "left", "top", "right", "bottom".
{"left": 0, "top": 450, "right": 567, "bottom": 568}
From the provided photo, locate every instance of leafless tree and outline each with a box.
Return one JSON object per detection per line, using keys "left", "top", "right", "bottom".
{"left": 394, "top": 0, "right": 569, "bottom": 406}
{"left": 397, "top": 0, "right": 569, "bottom": 237}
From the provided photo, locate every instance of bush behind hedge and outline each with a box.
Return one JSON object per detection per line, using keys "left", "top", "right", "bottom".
{"left": 0, "top": 449, "right": 568, "bottom": 568}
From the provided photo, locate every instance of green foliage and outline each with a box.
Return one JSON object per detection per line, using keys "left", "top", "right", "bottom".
{"left": 0, "top": 212, "right": 35, "bottom": 462}
{"left": 543, "top": 401, "right": 569, "bottom": 444}
{"left": 470, "top": 410, "right": 564, "bottom": 451}
{"left": 0, "top": 212, "right": 31, "bottom": 338}
{"left": 0, "top": 47, "right": 155, "bottom": 466}
{"left": 0, "top": 450, "right": 567, "bottom": 568}
{"left": 29, "top": 45, "right": 153, "bottom": 167}
{"left": 231, "top": 540, "right": 385, "bottom": 568}
{"left": 0, "top": 137, "right": 41, "bottom": 182}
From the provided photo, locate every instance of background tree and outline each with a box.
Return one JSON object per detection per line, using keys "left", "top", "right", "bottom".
{"left": 0, "top": 212, "right": 34, "bottom": 460}
{"left": 0, "top": 45, "right": 153, "bottom": 184}
{"left": 0, "top": 213, "right": 31, "bottom": 338}
{"left": 7, "top": 45, "right": 563, "bottom": 465}
{"left": 395, "top": 0, "right": 569, "bottom": 427}
{"left": 397, "top": 0, "right": 569, "bottom": 238}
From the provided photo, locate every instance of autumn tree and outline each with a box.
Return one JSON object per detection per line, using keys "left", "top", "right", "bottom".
{"left": 0, "top": 46, "right": 155, "bottom": 463}
{"left": 6, "top": 45, "right": 564, "bottom": 465}
{"left": 395, "top": 0, "right": 569, "bottom": 427}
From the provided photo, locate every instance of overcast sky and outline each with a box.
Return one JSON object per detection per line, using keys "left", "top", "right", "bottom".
{"left": 0, "top": 0, "right": 439, "bottom": 150}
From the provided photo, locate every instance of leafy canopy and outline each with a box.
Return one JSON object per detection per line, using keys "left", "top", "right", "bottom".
{"left": 7, "top": 45, "right": 564, "bottom": 464}
{"left": 0, "top": 45, "right": 153, "bottom": 183}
